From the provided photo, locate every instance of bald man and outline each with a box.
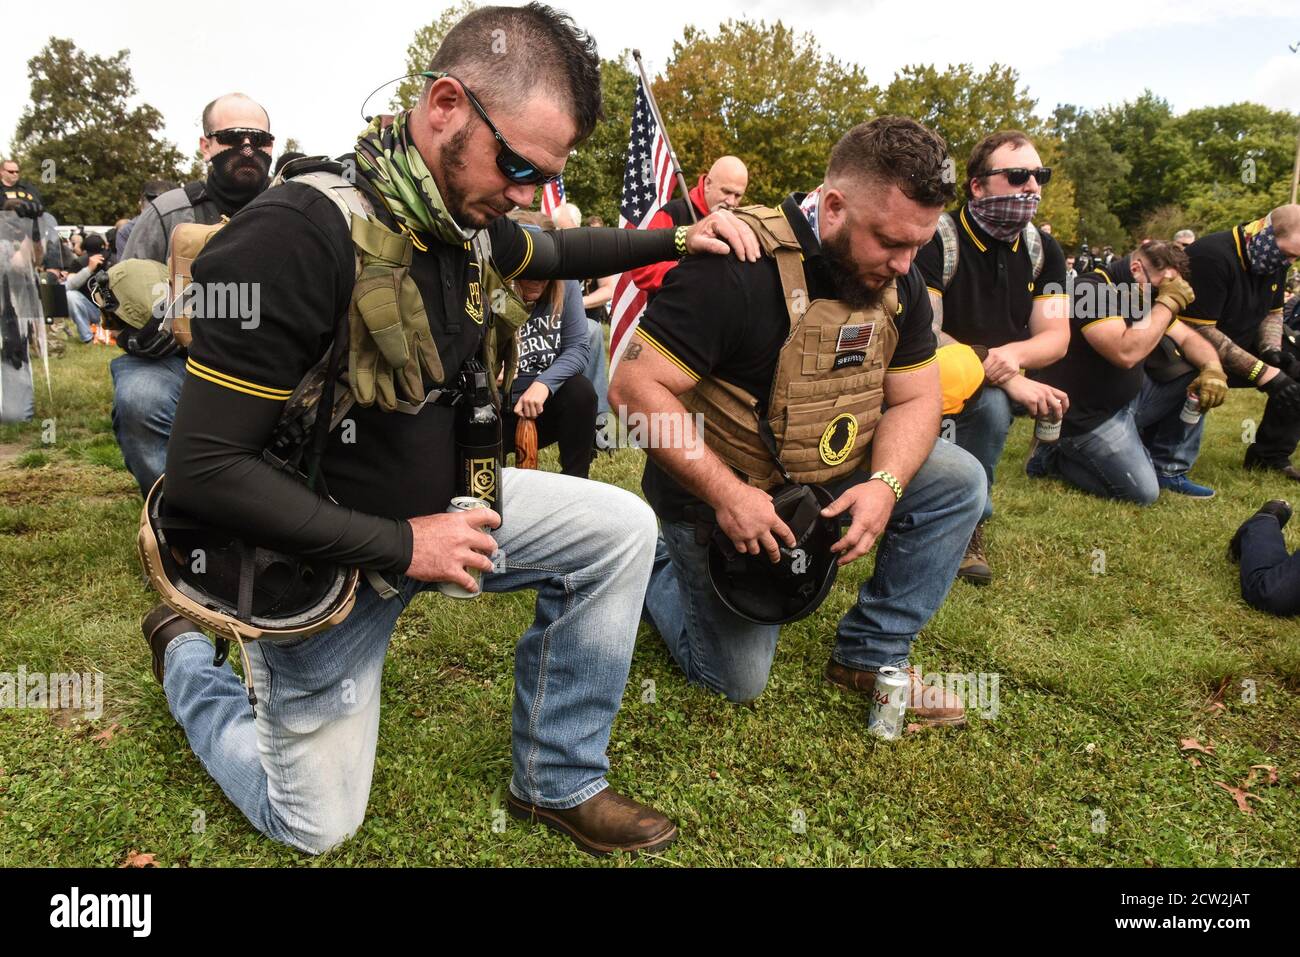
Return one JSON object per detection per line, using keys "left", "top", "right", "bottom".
{"left": 628, "top": 155, "right": 749, "bottom": 296}
{"left": 1176, "top": 206, "right": 1300, "bottom": 480}
{"left": 114, "top": 91, "right": 275, "bottom": 497}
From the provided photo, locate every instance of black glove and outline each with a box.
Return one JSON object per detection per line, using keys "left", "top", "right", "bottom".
{"left": 121, "top": 318, "right": 179, "bottom": 359}
{"left": 1260, "top": 369, "right": 1300, "bottom": 419}
{"left": 3, "top": 198, "right": 43, "bottom": 220}
{"left": 1260, "top": 348, "right": 1300, "bottom": 382}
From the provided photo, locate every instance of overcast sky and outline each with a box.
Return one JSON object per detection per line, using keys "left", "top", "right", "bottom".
{"left": 3, "top": 0, "right": 1298, "bottom": 161}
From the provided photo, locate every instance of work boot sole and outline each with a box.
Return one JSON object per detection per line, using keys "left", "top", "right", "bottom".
{"left": 957, "top": 564, "right": 992, "bottom": 586}
{"left": 505, "top": 793, "right": 678, "bottom": 858}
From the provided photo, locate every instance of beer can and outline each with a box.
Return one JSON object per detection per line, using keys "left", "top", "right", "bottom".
{"left": 438, "top": 496, "right": 494, "bottom": 600}
{"left": 1034, "top": 415, "right": 1062, "bottom": 443}
{"left": 1179, "top": 393, "right": 1202, "bottom": 426}
{"left": 867, "top": 666, "right": 909, "bottom": 740}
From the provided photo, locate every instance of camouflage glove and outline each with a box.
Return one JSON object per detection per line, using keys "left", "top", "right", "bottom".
{"left": 1154, "top": 276, "right": 1195, "bottom": 316}
{"left": 1191, "top": 364, "right": 1228, "bottom": 410}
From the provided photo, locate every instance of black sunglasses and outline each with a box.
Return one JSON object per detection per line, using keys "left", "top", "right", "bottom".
{"left": 981, "top": 166, "right": 1052, "bottom": 187}
{"left": 206, "top": 127, "right": 275, "bottom": 150}
{"left": 423, "top": 71, "right": 561, "bottom": 186}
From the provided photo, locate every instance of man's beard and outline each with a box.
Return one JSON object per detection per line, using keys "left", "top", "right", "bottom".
{"left": 438, "top": 123, "right": 511, "bottom": 229}
{"left": 820, "top": 227, "right": 886, "bottom": 310}
{"left": 216, "top": 147, "right": 270, "bottom": 189}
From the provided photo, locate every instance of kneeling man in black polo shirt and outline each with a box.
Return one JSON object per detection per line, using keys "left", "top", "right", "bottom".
{"left": 609, "top": 117, "right": 986, "bottom": 721}
{"left": 1027, "top": 241, "right": 1226, "bottom": 501}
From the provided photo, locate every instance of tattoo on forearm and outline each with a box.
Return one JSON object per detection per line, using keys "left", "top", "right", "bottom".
{"left": 1196, "top": 326, "right": 1260, "bottom": 378}
{"left": 1259, "top": 312, "right": 1283, "bottom": 353}
{"left": 624, "top": 342, "right": 643, "bottom": 361}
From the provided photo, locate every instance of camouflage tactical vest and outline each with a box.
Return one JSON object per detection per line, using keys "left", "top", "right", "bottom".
{"left": 680, "top": 204, "right": 901, "bottom": 488}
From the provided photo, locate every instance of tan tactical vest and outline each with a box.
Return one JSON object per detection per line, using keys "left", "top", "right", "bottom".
{"left": 680, "top": 205, "right": 900, "bottom": 488}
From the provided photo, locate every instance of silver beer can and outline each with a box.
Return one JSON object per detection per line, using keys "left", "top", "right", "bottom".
{"left": 1179, "top": 393, "right": 1202, "bottom": 426}
{"left": 438, "top": 496, "right": 493, "bottom": 600}
{"left": 1034, "top": 415, "right": 1062, "bottom": 443}
{"left": 867, "top": 666, "right": 909, "bottom": 740}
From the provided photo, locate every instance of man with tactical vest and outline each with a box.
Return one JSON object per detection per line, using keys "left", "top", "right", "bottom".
{"left": 111, "top": 92, "right": 274, "bottom": 497}
{"left": 610, "top": 116, "right": 986, "bottom": 720}
{"left": 915, "top": 130, "right": 1070, "bottom": 585}
{"left": 627, "top": 155, "right": 749, "bottom": 296}
{"left": 1176, "top": 206, "right": 1300, "bottom": 481}
{"left": 140, "top": 4, "right": 759, "bottom": 858}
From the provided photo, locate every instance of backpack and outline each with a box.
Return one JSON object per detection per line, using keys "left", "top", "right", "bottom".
{"left": 935, "top": 211, "right": 1044, "bottom": 290}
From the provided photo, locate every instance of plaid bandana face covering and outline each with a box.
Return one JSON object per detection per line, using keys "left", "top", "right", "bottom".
{"left": 1244, "top": 217, "right": 1288, "bottom": 275}
{"left": 968, "top": 192, "right": 1041, "bottom": 242}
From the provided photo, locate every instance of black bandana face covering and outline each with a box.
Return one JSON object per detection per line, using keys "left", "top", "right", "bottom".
{"left": 206, "top": 146, "right": 271, "bottom": 215}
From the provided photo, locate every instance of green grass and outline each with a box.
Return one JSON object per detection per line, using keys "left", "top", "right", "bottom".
{"left": 0, "top": 333, "right": 1297, "bottom": 867}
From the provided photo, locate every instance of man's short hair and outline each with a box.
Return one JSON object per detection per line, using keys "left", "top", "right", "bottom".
{"left": 141, "top": 179, "right": 179, "bottom": 202}
{"left": 966, "top": 130, "right": 1033, "bottom": 195}
{"left": 428, "top": 2, "right": 604, "bottom": 144}
{"left": 201, "top": 93, "right": 271, "bottom": 135}
{"left": 1137, "top": 240, "right": 1190, "bottom": 278}
{"left": 826, "top": 116, "right": 955, "bottom": 208}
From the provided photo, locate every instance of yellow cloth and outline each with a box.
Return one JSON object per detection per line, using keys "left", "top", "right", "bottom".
{"left": 937, "top": 343, "right": 985, "bottom": 415}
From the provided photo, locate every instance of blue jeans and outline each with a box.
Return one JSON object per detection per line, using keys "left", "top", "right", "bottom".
{"left": 66, "top": 289, "right": 97, "bottom": 342}
{"left": 583, "top": 318, "right": 610, "bottom": 416}
{"left": 643, "top": 439, "right": 986, "bottom": 702}
{"left": 948, "top": 386, "right": 1012, "bottom": 522}
{"left": 158, "top": 467, "right": 657, "bottom": 854}
{"left": 110, "top": 352, "right": 186, "bottom": 496}
{"left": 1027, "top": 372, "right": 1204, "bottom": 504}
{"left": 1238, "top": 516, "right": 1300, "bottom": 616}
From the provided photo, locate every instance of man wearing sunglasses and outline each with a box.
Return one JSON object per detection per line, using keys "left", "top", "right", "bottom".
{"left": 916, "top": 130, "right": 1070, "bottom": 585}
{"left": 146, "top": 3, "right": 757, "bottom": 860}
{"left": 113, "top": 93, "right": 274, "bottom": 498}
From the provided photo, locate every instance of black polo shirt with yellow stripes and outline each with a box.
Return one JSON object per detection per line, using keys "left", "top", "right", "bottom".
{"left": 1038, "top": 257, "right": 1180, "bottom": 436}
{"left": 635, "top": 193, "right": 937, "bottom": 522}
{"left": 1180, "top": 223, "right": 1286, "bottom": 350}
{"left": 915, "top": 203, "right": 1067, "bottom": 348}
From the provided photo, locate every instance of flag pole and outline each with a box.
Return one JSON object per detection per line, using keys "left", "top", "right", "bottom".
{"left": 632, "top": 50, "right": 697, "bottom": 224}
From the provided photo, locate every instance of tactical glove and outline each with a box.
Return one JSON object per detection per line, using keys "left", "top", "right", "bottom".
{"left": 1260, "top": 369, "right": 1300, "bottom": 420}
{"left": 1154, "top": 275, "right": 1195, "bottom": 316}
{"left": 1191, "top": 364, "right": 1228, "bottom": 409}
{"left": 1260, "top": 348, "right": 1300, "bottom": 382}
{"left": 122, "top": 318, "right": 179, "bottom": 359}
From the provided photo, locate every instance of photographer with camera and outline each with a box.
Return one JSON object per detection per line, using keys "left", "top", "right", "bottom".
{"left": 63, "top": 232, "right": 109, "bottom": 343}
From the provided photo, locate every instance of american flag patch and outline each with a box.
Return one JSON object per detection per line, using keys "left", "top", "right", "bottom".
{"left": 837, "top": 323, "right": 875, "bottom": 352}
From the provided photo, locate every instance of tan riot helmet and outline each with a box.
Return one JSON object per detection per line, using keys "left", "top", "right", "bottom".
{"left": 138, "top": 476, "right": 359, "bottom": 699}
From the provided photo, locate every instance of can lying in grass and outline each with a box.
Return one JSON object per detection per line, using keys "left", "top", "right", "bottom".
{"left": 867, "top": 666, "right": 908, "bottom": 740}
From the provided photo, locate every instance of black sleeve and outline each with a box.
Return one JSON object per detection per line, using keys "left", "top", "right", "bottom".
{"left": 1183, "top": 248, "right": 1228, "bottom": 324}
{"left": 888, "top": 267, "right": 938, "bottom": 371}
{"left": 635, "top": 253, "right": 754, "bottom": 381}
{"left": 488, "top": 216, "right": 678, "bottom": 282}
{"left": 915, "top": 233, "right": 945, "bottom": 294}
{"left": 166, "top": 183, "right": 413, "bottom": 572}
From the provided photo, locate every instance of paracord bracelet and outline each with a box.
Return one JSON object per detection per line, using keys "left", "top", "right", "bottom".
{"left": 1248, "top": 360, "right": 1265, "bottom": 383}
{"left": 870, "top": 470, "right": 903, "bottom": 502}
{"left": 674, "top": 225, "right": 689, "bottom": 258}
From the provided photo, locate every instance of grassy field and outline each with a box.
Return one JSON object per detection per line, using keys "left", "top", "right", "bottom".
{"left": 1, "top": 332, "right": 1297, "bottom": 868}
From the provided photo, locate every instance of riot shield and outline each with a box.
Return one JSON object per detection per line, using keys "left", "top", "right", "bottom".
{"left": 0, "top": 210, "right": 39, "bottom": 422}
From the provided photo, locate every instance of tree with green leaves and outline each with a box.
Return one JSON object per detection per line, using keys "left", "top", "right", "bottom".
{"left": 10, "top": 38, "right": 187, "bottom": 224}
{"left": 1050, "top": 104, "right": 1130, "bottom": 248}
{"left": 652, "top": 19, "right": 878, "bottom": 206}
{"left": 391, "top": 0, "right": 480, "bottom": 113}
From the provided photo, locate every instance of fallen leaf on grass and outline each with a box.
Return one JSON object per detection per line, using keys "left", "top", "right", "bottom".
{"left": 1204, "top": 677, "right": 1231, "bottom": 713}
{"left": 1180, "top": 737, "right": 1215, "bottom": 755}
{"left": 1213, "top": 781, "right": 1262, "bottom": 814}
{"left": 120, "top": 850, "right": 157, "bottom": 868}
{"left": 906, "top": 723, "right": 924, "bottom": 734}
{"left": 91, "top": 723, "right": 120, "bottom": 746}
{"left": 1186, "top": 755, "right": 1202, "bottom": 768}
{"left": 1243, "top": 765, "right": 1279, "bottom": 789}
{"left": 1204, "top": 701, "right": 1226, "bottom": 715}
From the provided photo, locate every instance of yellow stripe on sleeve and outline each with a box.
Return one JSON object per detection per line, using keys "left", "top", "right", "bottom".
{"left": 186, "top": 358, "right": 294, "bottom": 401}
{"left": 636, "top": 329, "right": 701, "bottom": 382}
{"left": 887, "top": 354, "right": 937, "bottom": 373}
{"left": 1079, "top": 316, "right": 1125, "bottom": 332}
{"left": 501, "top": 227, "right": 535, "bottom": 282}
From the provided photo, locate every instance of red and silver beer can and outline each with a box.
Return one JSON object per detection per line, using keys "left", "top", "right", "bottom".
{"left": 867, "top": 666, "right": 909, "bottom": 740}
{"left": 438, "top": 496, "right": 493, "bottom": 600}
{"left": 1179, "top": 393, "right": 1202, "bottom": 426}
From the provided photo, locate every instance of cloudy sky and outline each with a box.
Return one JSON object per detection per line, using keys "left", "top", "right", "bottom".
{"left": 2, "top": 0, "right": 1298, "bottom": 160}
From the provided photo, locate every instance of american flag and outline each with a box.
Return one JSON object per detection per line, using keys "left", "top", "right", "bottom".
{"left": 608, "top": 77, "right": 679, "bottom": 375}
{"left": 540, "top": 176, "right": 565, "bottom": 218}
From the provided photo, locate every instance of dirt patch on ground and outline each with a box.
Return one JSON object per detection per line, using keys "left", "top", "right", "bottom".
{"left": 0, "top": 443, "right": 26, "bottom": 468}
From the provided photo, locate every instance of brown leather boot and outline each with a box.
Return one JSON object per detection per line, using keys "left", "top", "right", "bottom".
{"left": 142, "top": 604, "right": 201, "bottom": 685}
{"left": 957, "top": 521, "right": 992, "bottom": 586}
{"left": 824, "top": 660, "right": 966, "bottom": 727}
{"left": 507, "top": 788, "right": 677, "bottom": 857}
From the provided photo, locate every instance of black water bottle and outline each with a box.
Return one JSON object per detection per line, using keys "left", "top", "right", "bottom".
{"left": 455, "top": 358, "right": 503, "bottom": 520}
